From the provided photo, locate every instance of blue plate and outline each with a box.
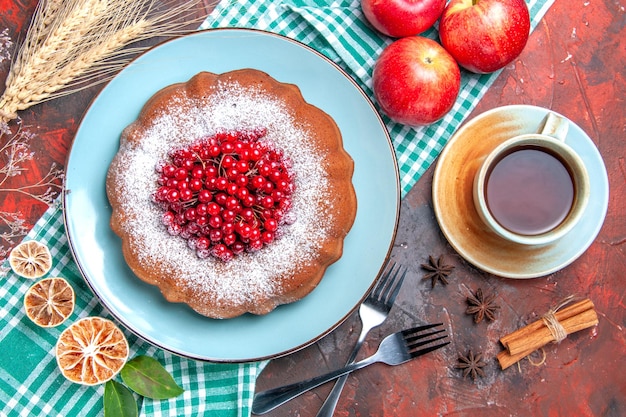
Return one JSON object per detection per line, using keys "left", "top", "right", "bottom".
{"left": 63, "top": 28, "right": 400, "bottom": 362}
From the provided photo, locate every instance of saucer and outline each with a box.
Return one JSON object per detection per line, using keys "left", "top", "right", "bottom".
{"left": 432, "top": 105, "right": 608, "bottom": 278}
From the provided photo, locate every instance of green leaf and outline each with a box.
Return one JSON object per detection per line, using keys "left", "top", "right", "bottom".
{"left": 104, "top": 380, "right": 138, "bottom": 417}
{"left": 120, "top": 356, "right": 184, "bottom": 400}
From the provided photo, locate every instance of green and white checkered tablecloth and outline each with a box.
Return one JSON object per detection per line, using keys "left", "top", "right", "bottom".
{"left": 1, "top": 1, "right": 553, "bottom": 416}
{"left": 1, "top": 202, "right": 263, "bottom": 417}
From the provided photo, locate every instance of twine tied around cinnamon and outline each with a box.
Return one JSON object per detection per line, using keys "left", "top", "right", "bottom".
{"left": 541, "top": 295, "right": 577, "bottom": 343}
{"left": 497, "top": 296, "right": 598, "bottom": 370}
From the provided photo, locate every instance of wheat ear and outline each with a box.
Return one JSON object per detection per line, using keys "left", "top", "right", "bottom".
{"left": 0, "top": 0, "right": 206, "bottom": 123}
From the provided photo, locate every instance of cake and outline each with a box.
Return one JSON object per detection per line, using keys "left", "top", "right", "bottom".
{"left": 106, "top": 69, "right": 357, "bottom": 319}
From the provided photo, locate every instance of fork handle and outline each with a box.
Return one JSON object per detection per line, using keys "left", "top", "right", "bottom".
{"left": 315, "top": 367, "right": 352, "bottom": 417}
{"left": 315, "top": 331, "right": 368, "bottom": 417}
{"left": 252, "top": 355, "right": 379, "bottom": 415}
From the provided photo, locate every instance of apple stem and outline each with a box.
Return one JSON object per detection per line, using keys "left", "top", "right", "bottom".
{"left": 472, "top": 0, "right": 478, "bottom": 5}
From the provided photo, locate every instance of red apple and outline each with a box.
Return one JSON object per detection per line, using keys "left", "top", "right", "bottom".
{"left": 361, "top": 0, "right": 447, "bottom": 38}
{"left": 439, "top": 0, "right": 531, "bottom": 74}
{"left": 372, "top": 37, "right": 461, "bottom": 126}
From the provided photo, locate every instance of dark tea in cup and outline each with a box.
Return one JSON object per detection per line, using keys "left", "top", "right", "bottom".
{"left": 485, "top": 146, "right": 574, "bottom": 235}
{"left": 473, "top": 112, "right": 590, "bottom": 246}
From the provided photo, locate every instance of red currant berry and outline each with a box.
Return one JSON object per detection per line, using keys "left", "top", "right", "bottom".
{"left": 250, "top": 148, "right": 262, "bottom": 161}
{"left": 209, "top": 215, "right": 222, "bottom": 229}
{"left": 162, "top": 211, "right": 175, "bottom": 225}
{"left": 261, "top": 231, "right": 274, "bottom": 244}
{"left": 180, "top": 189, "right": 193, "bottom": 201}
{"left": 197, "top": 249, "right": 211, "bottom": 259}
{"left": 223, "top": 233, "right": 237, "bottom": 246}
{"left": 198, "top": 189, "right": 213, "bottom": 203}
{"left": 264, "top": 218, "right": 278, "bottom": 232}
{"left": 249, "top": 228, "right": 261, "bottom": 241}
{"left": 236, "top": 187, "right": 250, "bottom": 201}
{"left": 231, "top": 241, "right": 246, "bottom": 254}
{"left": 209, "top": 228, "right": 223, "bottom": 242}
{"left": 155, "top": 186, "right": 169, "bottom": 201}
{"left": 207, "top": 202, "right": 221, "bottom": 216}
{"left": 240, "top": 208, "right": 255, "bottom": 222}
{"left": 222, "top": 222, "right": 235, "bottom": 235}
{"left": 237, "top": 223, "right": 252, "bottom": 239}
{"left": 216, "top": 177, "right": 228, "bottom": 190}
{"left": 235, "top": 174, "right": 248, "bottom": 188}
{"left": 262, "top": 181, "right": 274, "bottom": 194}
{"left": 184, "top": 208, "right": 197, "bottom": 221}
{"left": 166, "top": 189, "right": 180, "bottom": 202}
{"left": 181, "top": 159, "right": 194, "bottom": 170}
{"left": 248, "top": 239, "right": 263, "bottom": 252}
{"left": 226, "top": 182, "right": 238, "bottom": 195}
{"left": 185, "top": 222, "right": 200, "bottom": 235}
{"left": 225, "top": 196, "right": 239, "bottom": 211}
{"left": 189, "top": 179, "right": 203, "bottom": 192}
{"left": 236, "top": 160, "right": 249, "bottom": 173}
{"left": 222, "top": 155, "right": 236, "bottom": 168}
{"left": 270, "top": 169, "right": 282, "bottom": 182}
{"left": 242, "top": 194, "right": 256, "bottom": 207}
{"left": 260, "top": 195, "right": 274, "bottom": 209}
{"left": 174, "top": 167, "right": 187, "bottom": 181}
{"left": 280, "top": 198, "right": 292, "bottom": 211}
{"left": 208, "top": 144, "right": 221, "bottom": 157}
{"left": 221, "top": 142, "right": 235, "bottom": 154}
{"left": 204, "top": 166, "right": 218, "bottom": 178}
{"left": 177, "top": 180, "right": 189, "bottom": 191}
{"left": 250, "top": 175, "right": 265, "bottom": 189}
{"left": 196, "top": 203, "right": 208, "bottom": 216}
{"left": 191, "top": 166, "right": 204, "bottom": 179}
{"left": 195, "top": 237, "right": 210, "bottom": 251}
{"left": 167, "top": 223, "right": 182, "bottom": 235}
{"left": 214, "top": 193, "right": 228, "bottom": 206}
{"left": 162, "top": 164, "right": 177, "bottom": 177}
{"left": 259, "top": 164, "right": 272, "bottom": 177}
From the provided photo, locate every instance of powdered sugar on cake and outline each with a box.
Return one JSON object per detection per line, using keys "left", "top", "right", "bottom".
{"left": 113, "top": 81, "right": 332, "bottom": 306}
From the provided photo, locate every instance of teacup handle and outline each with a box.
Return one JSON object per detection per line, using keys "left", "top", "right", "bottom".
{"left": 541, "top": 112, "right": 569, "bottom": 142}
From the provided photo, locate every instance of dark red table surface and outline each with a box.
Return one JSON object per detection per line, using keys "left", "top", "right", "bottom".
{"left": 1, "top": 1, "right": 624, "bottom": 416}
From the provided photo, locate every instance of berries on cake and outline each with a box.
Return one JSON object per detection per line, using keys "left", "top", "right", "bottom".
{"left": 106, "top": 69, "right": 357, "bottom": 319}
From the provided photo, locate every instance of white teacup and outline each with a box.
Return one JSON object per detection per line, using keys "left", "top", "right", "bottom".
{"left": 473, "top": 112, "right": 590, "bottom": 246}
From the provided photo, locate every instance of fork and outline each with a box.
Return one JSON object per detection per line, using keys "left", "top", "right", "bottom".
{"left": 251, "top": 323, "right": 449, "bottom": 415}
{"left": 315, "top": 261, "right": 407, "bottom": 417}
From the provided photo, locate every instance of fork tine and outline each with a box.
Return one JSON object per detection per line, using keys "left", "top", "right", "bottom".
{"left": 409, "top": 340, "right": 450, "bottom": 359}
{"left": 401, "top": 323, "right": 449, "bottom": 354}
{"left": 400, "top": 322, "right": 443, "bottom": 335}
{"left": 408, "top": 333, "right": 448, "bottom": 351}
{"left": 370, "top": 261, "right": 397, "bottom": 300}
{"left": 380, "top": 265, "right": 407, "bottom": 305}
{"left": 371, "top": 262, "right": 407, "bottom": 306}
{"left": 403, "top": 328, "right": 446, "bottom": 345}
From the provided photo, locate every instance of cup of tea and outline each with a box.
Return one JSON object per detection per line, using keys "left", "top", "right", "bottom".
{"left": 473, "top": 112, "right": 590, "bottom": 246}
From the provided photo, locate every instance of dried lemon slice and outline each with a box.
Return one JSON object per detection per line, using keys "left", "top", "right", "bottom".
{"left": 9, "top": 240, "right": 52, "bottom": 279}
{"left": 24, "top": 277, "right": 75, "bottom": 327}
{"left": 56, "top": 317, "right": 129, "bottom": 385}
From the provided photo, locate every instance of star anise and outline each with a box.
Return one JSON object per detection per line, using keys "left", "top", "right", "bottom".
{"left": 455, "top": 350, "right": 487, "bottom": 380}
{"left": 421, "top": 255, "right": 454, "bottom": 288}
{"left": 465, "top": 288, "right": 500, "bottom": 323}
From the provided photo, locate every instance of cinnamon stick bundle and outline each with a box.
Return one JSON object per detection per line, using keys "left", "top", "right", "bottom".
{"left": 497, "top": 298, "right": 598, "bottom": 370}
